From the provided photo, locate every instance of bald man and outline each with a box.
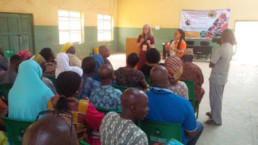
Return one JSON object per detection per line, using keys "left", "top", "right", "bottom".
{"left": 90, "top": 64, "right": 122, "bottom": 110}
{"left": 146, "top": 65, "right": 204, "bottom": 145}
{"left": 92, "top": 45, "right": 111, "bottom": 81}
{"left": 100, "top": 89, "right": 150, "bottom": 145}
{"left": 99, "top": 45, "right": 111, "bottom": 65}
{"left": 23, "top": 114, "right": 79, "bottom": 145}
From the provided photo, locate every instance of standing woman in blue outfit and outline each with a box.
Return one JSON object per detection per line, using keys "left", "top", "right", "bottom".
{"left": 8, "top": 60, "right": 54, "bottom": 121}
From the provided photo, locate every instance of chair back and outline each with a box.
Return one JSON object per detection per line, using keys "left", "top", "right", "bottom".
{"left": 45, "top": 76, "right": 56, "bottom": 86}
{"left": 3, "top": 49, "right": 16, "bottom": 58}
{"left": 145, "top": 76, "right": 152, "bottom": 86}
{"left": 80, "top": 140, "right": 90, "bottom": 145}
{"left": 1, "top": 116, "right": 33, "bottom": 145}
{"left": 180, "top": 79, "right": 195, "bottom": 109}
{"left": 140, "top": 120, "right": 182, "bottom": 144}
{"left": 95, "top": 107, "right": 122, "bottom": 114}
{"left": 0, "top": 83, "right": 13, "bottom": 102}
{"left": 112, "top": 84, "right": 139, "bottom": 93}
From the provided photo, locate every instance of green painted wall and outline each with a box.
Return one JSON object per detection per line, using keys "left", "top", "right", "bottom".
{"left": 33, "top": 26, "right": 119, "bottom": 58}
{"left": 33, "top": 26, "right": 219, "bottom": 58}
{"left": 117, "top": 27, "right": 220, "bottom": 56}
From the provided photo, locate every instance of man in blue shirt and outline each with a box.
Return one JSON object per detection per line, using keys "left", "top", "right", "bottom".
{"left": 146, "top": 65, "right": 203, "bottom": 145}
{"left": 77, "top": 56, "right": 100, "bottom": 99}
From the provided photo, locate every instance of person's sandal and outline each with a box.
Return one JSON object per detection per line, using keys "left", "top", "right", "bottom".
{"left": 206, "top": 112, "right": 212, "bottom": 118}
{"left": 205, "top": 119, "right": 221, "bottom": 126}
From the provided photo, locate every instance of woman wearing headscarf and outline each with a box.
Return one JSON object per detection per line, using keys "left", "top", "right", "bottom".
{"left": 55, "top": 53, "right": 83, "bottom": 78}
{"left": 165, "top": 56, "right": 188, "bottom": 100}
{"left": 61, "top": 42, "right": 82, "bottom": 67}
{"left": 8, "top": 60, "right": 54, "bottom": 121}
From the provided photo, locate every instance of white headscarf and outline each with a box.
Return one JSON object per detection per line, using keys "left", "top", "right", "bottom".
{"left": 55, "top": 53, "right": 83, "bottom": 78}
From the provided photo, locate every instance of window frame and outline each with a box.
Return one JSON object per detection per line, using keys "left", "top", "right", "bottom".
{"left": 97, "top": 14, "right": 113, "bottom": 42}
{"left": 58, "top": 10, "right": 84, "bottom": 45}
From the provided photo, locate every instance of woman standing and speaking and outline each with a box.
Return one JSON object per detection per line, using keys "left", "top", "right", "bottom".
{"left": 137, "top": 24, "right": 155, "bottom": 69}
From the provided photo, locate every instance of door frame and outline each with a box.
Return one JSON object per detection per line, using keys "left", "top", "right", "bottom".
{"left": 0, "top": 12, "right": 35, "bottom": 54}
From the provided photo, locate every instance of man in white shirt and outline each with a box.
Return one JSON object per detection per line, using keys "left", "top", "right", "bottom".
{"left": 206, "top": 29, "right": 236, "bottom": 125}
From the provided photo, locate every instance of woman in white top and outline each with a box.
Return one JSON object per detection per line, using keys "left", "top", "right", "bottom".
{"left": 206, "top": 29, "right": 237, "bottom": 125}
{"left": 55, "top": 53, "right": 83, "bottom": 78}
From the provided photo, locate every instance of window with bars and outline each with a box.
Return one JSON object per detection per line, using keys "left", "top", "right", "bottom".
{"left": 97, "top": 14, "right": 112, "bottom": 41}
{"left": 58, "top": 10, "right": 83, "bottom": 44}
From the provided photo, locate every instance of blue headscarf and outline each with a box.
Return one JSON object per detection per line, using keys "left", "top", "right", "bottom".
{"left": 92, "top": 54, "right": 104, "bottom": 81}
{"left": 8, "top": 60, "right": 54, "bottom": 121}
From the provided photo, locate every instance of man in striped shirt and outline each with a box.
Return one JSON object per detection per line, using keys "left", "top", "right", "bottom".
{"left": 100, "top": 89, "right": 150, "bottom": 145}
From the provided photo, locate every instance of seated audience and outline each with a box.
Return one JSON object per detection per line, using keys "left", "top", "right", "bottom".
{"left": 181, "top": 49, "right": 205, "bottom": 112}
{"left": 100, "top": 89, "right": 150, "bottom": 145}
{"left": 90, "top": 64, "right": 122, "bottom": 110}
{"left": 146, "top": 65, "right": 203, "bottom": 145}
{"left": 61, "top": 42, "right": 81, "bottom": 67}
{"left": 23, "top": 111, "right": 79, "bottom": 145}
{"left": 115, "top": 53, "right": 148, "bottom": 89}
{"left": 8, "top": 60, "right": 54, "bottom": 121}
{"left": 33, "top": 53, "right": 57, "bottom": 94}
{"left": 40, "top": 47, "right": 56, "bottom": 76}
{"left": 92, "top": 45, "right": 111, "bottom": 81}
{"left": 0, "top": 47, "right": 8, "bottom": 74}
{"left": 77, "top": 56, "right": 100, "bottom": 99}
{"left": 99, "top": 45, "right": 111, "bottom": 65}
{"left": 18, "top": 49, "right": 32, "bottom": 60}
{"left": 165, "top": 56, "right": 188, "bottom": 99}
{"left": 0, "top": 98, "right": 7, "bottom": 130}
{"left": 0, "top": 55, "right": 23, "bottom": 84}
{"left": 55, "top": 52, "right": 82, "bottom": 78}
{"left": 48, "top": 71, "right": 104, "bottom": 144}
{"left": 140, "top": 48, "right": 161, "bottom": 76}
{"left": 0, "top": 131, "right": 8, "bottom": 145}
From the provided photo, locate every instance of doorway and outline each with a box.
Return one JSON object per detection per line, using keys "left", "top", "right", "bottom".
{"left": 234, "top": 21, "right": 258, "bottom": 66}
{"left": 0, "top": 13, "right": 34, "bottom": 53}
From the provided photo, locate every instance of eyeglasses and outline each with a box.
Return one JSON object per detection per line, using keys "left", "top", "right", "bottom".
{"left": 36, "top": 110, "right": 74, "bottom": 145}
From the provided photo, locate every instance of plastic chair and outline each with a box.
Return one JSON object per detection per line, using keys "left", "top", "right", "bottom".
{"left": 139, "top": 120, "right": 182, "bottom": 144}
{"left": 0, "top": 83, "right": 13, "bottom": 102}
{"left": 180, "top": 80, "right": 195, "bottom": 109}
{"left": 1, "top": 116, "right": 33, "bottom": 145}
{"left": 95, "top": 107, "right": 122, "bottom": 114}
{"left": 145, "top": 76, "right": 152, "bottom": 86}
{"left": 112, "top": 84, "right": 139, "bottom": 93}
{"left": 180, "top": 79, "right": 199, "bottom": 119}
{"left": 80, "top": 140, "right": 90, "bottom": 145}
{"left": 3, "top": 49, "right": 16, "bottom": 58}
{"left": 45, "top": 75, "right": 56, "bottom": 86}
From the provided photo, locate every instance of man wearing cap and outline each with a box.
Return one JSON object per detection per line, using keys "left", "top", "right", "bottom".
{"left": 181, "top": 49, "right": 205, "bottom": 112}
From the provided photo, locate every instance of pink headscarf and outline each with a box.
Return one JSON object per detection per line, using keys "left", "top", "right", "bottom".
{"left": 18, "top": 49, "right": 32, "bottom": 60}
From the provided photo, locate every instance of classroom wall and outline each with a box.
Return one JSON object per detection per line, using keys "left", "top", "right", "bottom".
{"left": 0, "top": 0, "right": 118, "bottom": 58}
{"left": 1, "top": 0, "right": 258, "bottom": 56}
{"left": 117, "top": 0, "right": 258, "bottom": 53}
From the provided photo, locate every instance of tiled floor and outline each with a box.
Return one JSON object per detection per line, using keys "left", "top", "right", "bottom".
{"left": 108, "top": 53, "right": 258, "bottom": 145}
